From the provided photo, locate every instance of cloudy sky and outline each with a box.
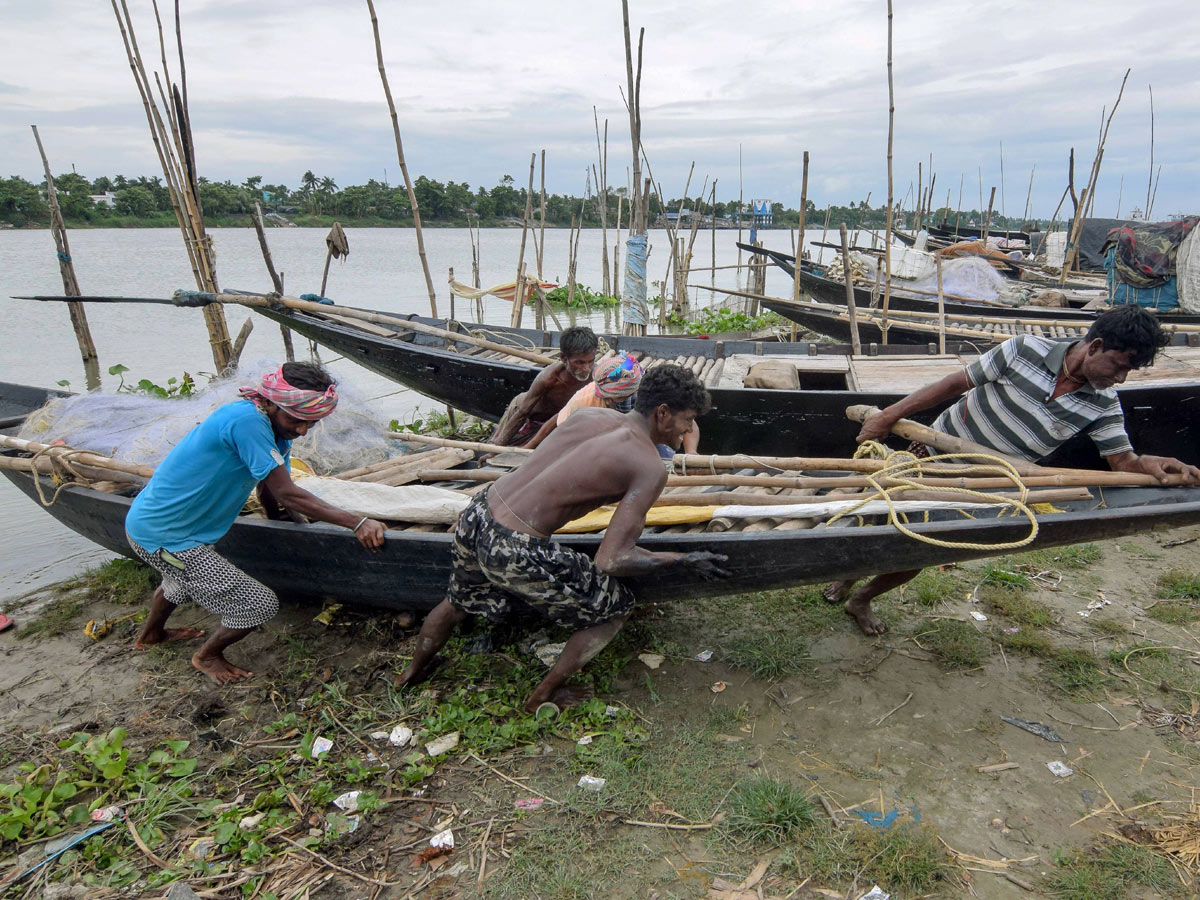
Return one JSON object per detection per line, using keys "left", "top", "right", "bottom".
{"left": 2, "top": 0, "right": 1198, "bottom": 219}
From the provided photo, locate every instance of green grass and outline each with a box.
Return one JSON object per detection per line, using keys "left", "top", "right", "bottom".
{"left": 60, "top": 558, "right": 157, "bottom": 606}
{"left": 915, "top": 619, "right": 991, "bottom": 670}
{"left": 781, "top": 823, "right": 952, "bottom": 895}
{"left": 1088, "top": 618, "right": 1129, "bottom": 636}
{"left": 1014, "top": 543, "right": 1103, "bottom": 571}
{"left": 907, "top": 569, "right": 960, "bottom": 608}
{"left": 1157, "top": 569, "right": 1200, "bottom": 600}
{"left": 1145, "top": 601, "right": 1200, "bottom": 625}
{"left": 722, "top": 631, "right": 812, "bottom": 679}
{"left": 723, "top": 777, "right": 816, "bottom": 845}
{"left": 997, "top": 633, "right": 1110, "bottom": 696}
{"left": 16, "top": 594, "right": 86, "bottom": 640}
{"left": 1110, "top": 645, "right": 1200, "bottom": 713}
{"left": 983, "top": 588, "right": 1054, "bottom": 626}
{"left": 979, "top": 561, "right": 1032, "bottom": 590}
{"left": 1047, "top": 843, "right": 1179, "bottom": 900}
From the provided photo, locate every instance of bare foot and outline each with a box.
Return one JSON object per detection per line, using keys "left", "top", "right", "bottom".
{"left": 821, "top": 581, "right": 851, "bottom": 605}
{"left": 192, "top": 651, "right": 253, "bottom": 684}
{"left": 135, "top": 625, "right": 205, "bottom": 649}
{"left": 523, "top": 682, "right": 594, "bottom": 713}
{"left": 844, "top": 593, "right": 887, "bottom": 636}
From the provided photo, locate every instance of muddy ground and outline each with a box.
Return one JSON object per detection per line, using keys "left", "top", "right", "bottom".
{"left": 2, "top": 523, "right": 1199, "bottom": 900}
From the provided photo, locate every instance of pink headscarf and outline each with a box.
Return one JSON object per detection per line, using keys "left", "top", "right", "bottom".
{"left": 592, "top": 354, "right": 643, "bottom": 400}
{"left": 239, "top": 366, "right": 339, "bottom": 420}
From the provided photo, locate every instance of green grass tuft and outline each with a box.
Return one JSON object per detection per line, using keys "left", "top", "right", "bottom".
{"left": 722, "top": 631, "right": 811, "bottom": 680}
{"left": 979, "top": 562, "right": 1032, "bottom": 590}
{"left": 1145, "top": 601, "right": 1200, "bottom": 625}
{"left": 782, "top": 823, "right": 951, "bottom": 894}
{"left": 908, "top": 570, "right": 960, "bottom": 608}
{"left": 1014, "top": 543, "right": 1103, "bottom": 571}
{"left": 60, "top": 558, "right": 157, "bottom": 606}
{"left": 1157, "top": 569, "right": 1200, "bottom": 600}
{"left": 983, "top": 589, "right": 1053, "bottom": 626}
{"left": 1047, "top": 843, "right": 1178, "bottom": 900}
{"left": 915, "top": 619, "right": 991, "bottom": 670}
{"left": 724, "top": 777, "right": 816, "bottom": 845}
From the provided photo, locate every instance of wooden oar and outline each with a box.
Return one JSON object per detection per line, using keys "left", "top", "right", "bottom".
{"left": 22, "top": 292, "right": 559, "bottom": 366}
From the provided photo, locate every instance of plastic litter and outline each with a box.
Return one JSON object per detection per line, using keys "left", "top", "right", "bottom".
{"left": 1047, "top": 761, "right": 1075, "bottom": 778}
{"left": 711, "top": 681, "right": 727, "bottom": 693}
{"left": 1000, "top": 716, "right": 1064, "bottom": 743}
{"left": 695, "top": 649, "right": 714, "bottom": 662}
{"left": 310, "top": 736, "right": 334, "bottom": 758}
{"left": 334, "top": 791, "right": 362, "bottom": 812}
{"left": 858, "top": 887, "right": 891, "bottom": 900}
{"left": 429, "top": 828, "right": 455, "bottom": 849}
{"left": 969, "top": 611, "right": 988, "bottom": 622}
{"left": 314, "top": 602, "right": 343, "bottom": 626}
{"left": 638, "top": 652, "right": 665, "bottom": 669}
{"left": 535, "top": 642, "right": 567, "bottom": 666}
{"left": 389, "top": 725, "right": 414, "bottom": 747}
{"left": 577, "top": 775, "right": 607, "bottom": 792}
{"left": 577, "top": 735, "right": 594, "bottom": 746}
{"left": 604, "top": 705, "right": 620, "bottom": 717}
{"left": 238, "top": 812, "right": 265, "bottom": 830}
{"left": 514, "top": 798, "right": 545, "bottom": 810}
{"left": 188, "top": 837, "right": 215, "bottom": 860}
{"left": 89, "top": 805, "right": 122, "bottom": 822}
{"left": 369, "top": 731, "right": 389, "bottom": 741}
{"left": 425, "top": 732, "right": 460, "bottom": 756}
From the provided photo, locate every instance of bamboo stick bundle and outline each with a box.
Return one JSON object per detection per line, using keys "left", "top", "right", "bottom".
{"left": 0, "top": 436, "right": 155, "bottom": 479}
{"left": 511, "top": 153, "right": 537, "bottom": 328}
{"left": 109, "top": 0, "right": 233, "bottom": 371}
{"left": 0, "top": 454, "right": 145, "bottom": 486}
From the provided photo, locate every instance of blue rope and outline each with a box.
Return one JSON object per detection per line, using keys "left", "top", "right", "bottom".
{"left": 57, "top": 252, "right": 71, "bottom": 262}
{"left": 299, "top": 293, "right": 335, "bottom": 305}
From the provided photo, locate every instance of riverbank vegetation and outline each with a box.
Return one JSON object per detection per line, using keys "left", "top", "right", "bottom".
{"left": 1, "top": 170, "right": 1043, "bottom": 233}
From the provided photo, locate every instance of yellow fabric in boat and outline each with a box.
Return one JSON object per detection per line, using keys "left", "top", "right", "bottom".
{"left": 556, "top": 505, "right": 716, "bottom": 533}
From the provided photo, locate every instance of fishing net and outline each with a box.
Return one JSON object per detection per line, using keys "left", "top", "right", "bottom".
{"left": 904, "top": 256, "right": 1017, "bottom": 303}
{"left": 17, "top": 360, "right": 394, "bottom": 476}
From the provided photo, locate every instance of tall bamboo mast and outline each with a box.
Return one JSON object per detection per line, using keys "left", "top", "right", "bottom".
{"left": 594, "top": 109, "right": 611, "bottom": 296}
{"left": 32, "top": 126, "right": 100, "bottom": 389}
{"left": 792, "top": 151, "right": 809, "bottom": 306}
{"left": 511, "top": 153, "right": 536, "bottom": 328}
{"left": 881, "top": 0, "right": 894, "bottom": 344}
{"left": 621, "top": 0, "right": 646, "bottom": 335}
{"left": 366, "top": 0, "right": 437, "bottom": 317}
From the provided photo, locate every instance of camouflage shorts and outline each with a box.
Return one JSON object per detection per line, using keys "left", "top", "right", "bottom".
{"left": 447, "top": 490, "right": 635, "bottom": 628}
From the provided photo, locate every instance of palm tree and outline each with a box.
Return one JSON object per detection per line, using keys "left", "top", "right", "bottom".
{"left": 300, "top": 170, "right": 318, "bottom": 197}
{"left": 320, "top": 176, "right": 339, "bottom": 214}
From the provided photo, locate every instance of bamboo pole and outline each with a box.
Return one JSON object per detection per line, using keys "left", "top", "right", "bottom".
{"left": 251, "top": 201, "right": 295, "bottom": 361}
{"left": 0, "top": 436, "right": 155, "bottom": 479}
{"left": 709, "top": 180, "right": 718, "bottom": 288}
{"left": 417, "top": 466, "right": 1182, "bottom": 491}
{"left": 1022, "top": 164, "right": 1036, "bottom": 227}
{"left": 31, "top": 126, "right": 100, "bottom": 389}
{"left": 935, "top": 255, "right": 946, "bottom": 355}
{"left": 511, "top": 153, "right": 536, "bottom": 328}
{"left": 982, "top": 186, "right": 996, "bottom": 244}
{"left": 1145, "top": 84, "right": 1155, "bottom": 217}
{"left": 792, "top": 151, "right": 809, "bottom": 307}
{"left": 1062, "top": 68, "right": 1131, "bottom": 282}
{"left": 839, "top": 224, "right": 862, "bottom": 355}
{"left": 882, "top": 0, "right": 894, "bottom": 344}
{"left": 593, "top": 111, "right": 610, "bottom": 296}
{"left": 367, "top": 0, "right": 437, "bottom": 317}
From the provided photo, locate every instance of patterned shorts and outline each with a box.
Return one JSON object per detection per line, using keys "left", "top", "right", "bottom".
{"left": 447, "top": 490, "right": 635, "bottom": 628}
{"left": 126, "top": 532, "right": 279, "bottom": 630}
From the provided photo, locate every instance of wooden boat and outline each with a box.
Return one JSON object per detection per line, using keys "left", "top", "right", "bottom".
{"left": 741, "top": 243, "right": 1124, "bottom": 320}
{"left": 7, "top": 380, "right": 1200, "bottom": 609}
{"left": 249, "top": 305, "right": 1200, "bottom": 470}
{"left": 7, "top": 444, "right": 1200, "bottom": 609}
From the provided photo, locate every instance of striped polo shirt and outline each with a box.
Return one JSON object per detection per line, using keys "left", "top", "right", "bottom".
{"left": 931, "top": 335, "right": 1133, "bottom": 461}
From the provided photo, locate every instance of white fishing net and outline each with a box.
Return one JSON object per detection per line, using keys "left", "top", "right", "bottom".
{"left": 904, "top": 256, "right": 1018, "bottom": 303}
{"left": 17, "top": 360, "right": 394, "bottom": 475}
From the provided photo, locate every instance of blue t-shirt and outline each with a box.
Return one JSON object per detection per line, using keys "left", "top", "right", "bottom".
{"left": 125, "top": 400, "right": 291, "bottom": 552}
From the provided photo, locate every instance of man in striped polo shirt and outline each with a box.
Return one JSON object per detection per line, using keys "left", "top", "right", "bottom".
{"left": 829, "top": 305, "right": 1200, "bottom": 635}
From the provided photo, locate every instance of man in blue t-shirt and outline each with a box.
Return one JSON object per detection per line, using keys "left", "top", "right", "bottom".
{"left": 125, "top": 362, "right": 386, "bottom": 684}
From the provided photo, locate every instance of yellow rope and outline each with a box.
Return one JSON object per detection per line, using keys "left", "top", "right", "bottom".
{"left": 825, "top": 442, "right": 1040, "bottom": 551}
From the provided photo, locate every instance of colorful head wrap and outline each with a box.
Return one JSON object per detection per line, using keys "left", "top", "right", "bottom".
{"left": 239, "top": 366, "right": 339, "bottom": 421}
{"left": 592, "top": 354, "right": 643, "bottom": 401}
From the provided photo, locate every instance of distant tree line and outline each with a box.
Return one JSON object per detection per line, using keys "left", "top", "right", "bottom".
{"left": 0, "top": 170, "right": 1044, "bottom": 232}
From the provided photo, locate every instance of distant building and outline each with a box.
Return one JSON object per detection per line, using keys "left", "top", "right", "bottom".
{"left": 751, "top": 199, "right": 772, "bottom": 226}
{"left": 89, "top": 191, "right": 117, "bottom": 208}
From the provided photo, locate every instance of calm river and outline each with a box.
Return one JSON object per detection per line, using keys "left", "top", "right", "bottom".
{"left": 0, "top": 224, "right": 818, "bottom": 600}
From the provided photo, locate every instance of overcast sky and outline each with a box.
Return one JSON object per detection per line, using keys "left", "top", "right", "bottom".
{"left": 2, "top": 0, "right": 1197, "bottom": 219}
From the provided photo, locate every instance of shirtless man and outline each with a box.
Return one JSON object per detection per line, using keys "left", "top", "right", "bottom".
{"left": 396, "top": 364, "right": 728, "bottom": 711}
{"left": 826, "top": 305, "right": 1200, "bottom": 636}
{"left": 490, "top": 326, "right": 598, "bottom": 447}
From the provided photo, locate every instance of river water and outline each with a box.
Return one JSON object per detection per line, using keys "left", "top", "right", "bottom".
{"left": 1, "top": 224, "right": 826, "bottom": 601}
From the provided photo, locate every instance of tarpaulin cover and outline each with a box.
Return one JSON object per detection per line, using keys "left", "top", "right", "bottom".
{"left": 1103, "top": 217, "right": 1199, "bottom": 287}
{"left": 621, "top": 234, "right": 649, "bottom": 326}
{"left": 1105, "top": 246, "right": 1179, "bottom": 312}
